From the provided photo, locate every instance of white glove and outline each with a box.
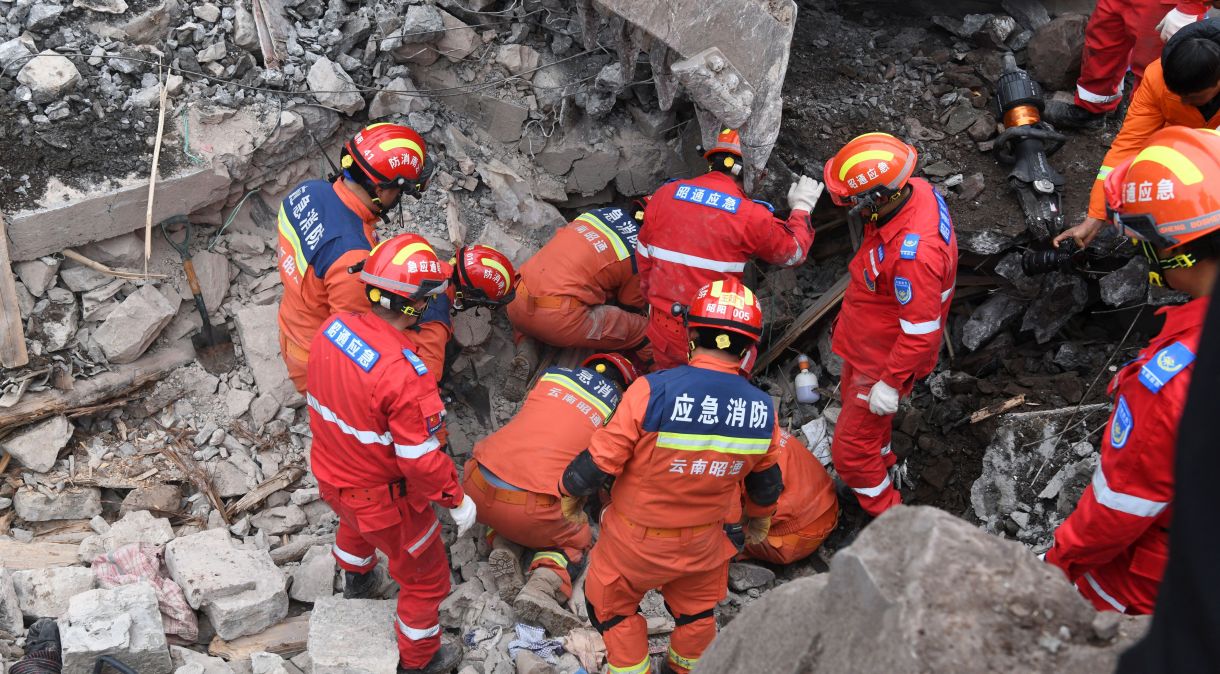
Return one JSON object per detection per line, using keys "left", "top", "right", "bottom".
{"left": 1157, "top": 8, "right": 1200, "bottom": 42}
{"left": 447, "top": 495, "right": 477, "bottom": 537}
{"left": 867, "top": 380, "right": 900, "bottom": 416}
{"left": 787, "top": 175, "right": 824, "bottom": 213}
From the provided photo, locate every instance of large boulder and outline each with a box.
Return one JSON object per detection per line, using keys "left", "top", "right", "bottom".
{"left": 1027, "top": 13, "right": 1087, "bottom": 92}
{"left": 697, "top": 506, "right": 1148, "bottom": 674}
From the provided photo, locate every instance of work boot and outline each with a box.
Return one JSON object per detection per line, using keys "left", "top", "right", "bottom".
{"left": 1043, "top": 99, "right": 1102, "bottom": 129}
{"left": 343, "top": 569, "right": 377, "bottom": 599}
{"left": 502, "top": 338, "right": 539, "bottom": 402}
{"left": 513, "top": 568, "right": 584, "bottom": 636}
{"left": 398, "top": 635, "right": 463, "bottom": 674}
{"left": 488, "top": 539, "right": 525, "bottom": 603}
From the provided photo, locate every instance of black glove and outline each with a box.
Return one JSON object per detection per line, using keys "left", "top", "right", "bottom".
{"left": 724, "top": 523, "right": 745, "bottom": 553}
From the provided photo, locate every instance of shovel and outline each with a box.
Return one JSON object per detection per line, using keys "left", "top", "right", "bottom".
{"left": 160, "top": 215, "right": 238, "bottom": 375}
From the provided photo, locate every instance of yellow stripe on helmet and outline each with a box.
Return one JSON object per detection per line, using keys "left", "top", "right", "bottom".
{"left": 378, "top": 138, "right": 424, "bottom": 158}
{"left": 838, "top": 150, "right": 896, "bottom": 181}
{"left": 1131, "top": 146, "right": 1204, "bottom": 185}
{"left": 480, "top": 257, "right": 511, "bottom": 287}
{"left": 391, "top": 242, "right": 433, "bottom": 265}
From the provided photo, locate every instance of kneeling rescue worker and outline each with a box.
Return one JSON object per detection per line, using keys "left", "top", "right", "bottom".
{"left": 740, "top": 429, "right": 838, "bottom": 565}
{"left": 1046, "top": 126, "right": 1220, "bottom": 615}
{"left": 823, "top": 132, "right": 959, "bottom": 516}
{"left": 306, "top": 233, "right": 477, "bottom": 674}
{"left": 560, "top": 278, "right": 784, "bottom": 674}
{"left": 461, "top": 352, "right": 638, "bottom": 635}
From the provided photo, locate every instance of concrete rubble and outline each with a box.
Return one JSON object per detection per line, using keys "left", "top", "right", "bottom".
{"left": 307, "top": 597, "right": 399, "bottom": 674}
{"left": 58, "top": 582, "right": 173, "bottom": 674}
{"left": 12, "top": 567, "right": 97, "bottom": 619}
{"left": 0, "top": 414, "right": 73, "bottom": 473}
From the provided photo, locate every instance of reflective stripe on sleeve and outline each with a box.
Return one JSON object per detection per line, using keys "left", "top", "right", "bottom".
{"left": 899, "top": 317, "right": 941, "bottom": 335}
{"left": 1096, "top": 165, "right": 1114, "bottom": 181}
{"left": 783, "top": 241, "right": 804, "bottom": 267}
{"left": 640, "top": 245, "right": 746, "bottom": 272}
{"left": 307, "top": 394, "right": 392, "bottom": 446}
{"left": 531, "top": 551, "right": 569, "bottom": 569}
{"left": 941, "top": 287, "right": 952, "bottom": 302}
{"left": 394, "top": 435, "right": 440, "bottom": 459}
{"left": 852, "top": 474, "right": 893, "bottom": 498}
{"left": 1084, "top": 572, "right": 1127, "bottom": 613}
{"left": 408, "top": 519, "right": 441, "bottom": 555}
{"left": 397, "top": 617, "right": 441, "bottom": 641}
{"left": 1091, "top": 464, "right": 1169, "bottom": 518}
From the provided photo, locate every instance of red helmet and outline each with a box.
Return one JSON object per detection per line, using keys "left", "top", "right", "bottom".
{"left": 581, "top": 352, "right": 640, "bottom": 389}
{"left": 682, "top": 278, "right": 764, "bottom": 344}
{"left": 704, "top": 128, "right": 743, "bottom": 159}
{"left": 342, "top": 123, "right": 435, "bottom": 197}
{"left": 361, "top": 234, "right": 449, "bottom": 316}
{"left": 452, "top": 244, "right": 518, "bottom": 310}
{"left": 823, "top": 132, "right": 919, "bottom": 206}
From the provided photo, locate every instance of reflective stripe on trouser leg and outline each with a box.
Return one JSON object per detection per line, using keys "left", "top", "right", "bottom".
{"left": 585, "top": 545, "right": 650, "bottom": 674}
{"left": 331, "top": 521, "right": 378, "bottom": 573}
{"left": 830, "top": 362, "right": 902, "bottom": 516}
{"left": 608, "top": 654, "right": 651, "bottom": 674}
{"left": 391, "top": 528, "right": 451, "bottom": 669}
{"left": 1073, "top": 0, "right": 1134, "bottom": 113}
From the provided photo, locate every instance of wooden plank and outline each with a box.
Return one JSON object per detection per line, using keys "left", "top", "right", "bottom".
{"left": 969, "top": 394, "right": 1028, "bottom": 424}
{"left": 755, "top": 273, "right": 850, "bottom": 373}
{"left": 0, "top": 214, "right": 29, "bottom": 368}
{"left": 0, "top": 339, "right": 194, "bottom": 433}
{"left": 226, "top": 467, "right": 306, "bottom": 519}
{"left": 0, "top": 539, "right": 80, "bottom": 570}
{"left": 208, "top": 613, "right": 311, "bottom": 661}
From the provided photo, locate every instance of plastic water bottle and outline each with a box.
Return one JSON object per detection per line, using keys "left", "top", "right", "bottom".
{"left": 795, "top": 354, "right": 820, "bottom": 404}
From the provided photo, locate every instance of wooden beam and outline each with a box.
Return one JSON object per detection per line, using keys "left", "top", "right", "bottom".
{"left": 209, "top": 613, "right": 311, "bottom": 661}
{"left": 0, "top": 539, "right": 80, "bottom": 570}
{"left": 0, "top": 214, "right": 29, "bottom": 368}
{"left": 755, "top": 273, "right": 850, "bottom": 373}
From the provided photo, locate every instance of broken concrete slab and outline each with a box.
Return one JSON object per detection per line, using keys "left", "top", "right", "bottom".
{"left": 288, "top": 545, "right": 335, "bottom": 604}
{"left": 0, "top": 569, "right": 23, "bottom": 635}
{"left": 234, "top": 304, "right": 299, "bottom": 405}
{"left": 251, "top": 506, "right": 308, "bottom": 536}
{"left": 12, "top": 566, "right": 97, "bottom": 618}
{"left": 18, "top": 50, "right": 81, "bottom": 103}
{"left": 13, "top": 258, "right": 60, "bottom": 297}
{"left": 165, "top": 528, "right": 289, "bottom": 640}
{"left": 307, "top": 57, "right": 365, "bottom": 115}
{"left": 59, "top": 582, "right": 172, "bottom": 674}
{"left": 14, "top": 487, "right": 102, "bottom": 522}
{"left": 367, "top": 76, "right": 428, "bottom": 120}
{"left": 93, "top": 284, "right": 179, "bottom": 364}
{"left": 79, "top": 510, "right": 176, "bottom": 562}
{"left": 307, "top": 597, "right": 398, "bottom": 674}
{"left": 177, "top": 249, "right": 230, "bottom": 314}
{"left": 1, "top": 414, "right": 73, "bottom": 473}
{"left": 121, "top": 483, "right": 182, "bottom": 515}
{"left": 435, "top": 9, "right": 479, "bottom": 61}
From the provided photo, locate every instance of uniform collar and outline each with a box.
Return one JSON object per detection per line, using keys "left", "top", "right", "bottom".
{"left": 332, "top": 180, "right": 379, "bottom": 228}
{"left": 1154, "top": 296, "right": 1210, "bottom": 340}
{"left": 871, "top": 182, "right": 920, "bottom": 243}
{"left": 698, "top": 170, "right": 746, "bottom": 195}
{"left": 689, "top": 353, "right": 745, "bottom": 374}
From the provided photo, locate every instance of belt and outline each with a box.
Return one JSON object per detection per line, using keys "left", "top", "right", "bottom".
{"left": 520, "top": 281, "right": 574, "bottom": 311}
{"left": 340, "top": 480, "right": 406, "bottom": 503}
{"left": 617, "top": 511, "right": 717, "bottom": 539}
{"left": 470, "top": 463, "right": 557, "bottom": 507}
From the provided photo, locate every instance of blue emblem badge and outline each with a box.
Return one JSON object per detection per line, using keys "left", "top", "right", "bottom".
{"left": 900, "top": 234, "right": 920, "bottom": 260}
{"left": 876, "top": 244, "right": 885, "bottom": 262}
{"left": 1110, "top": 395, "right": 1133, "bottom": 449}
{"left": 1138, "top": 341, "right": 1195, "bottom": 393}
{"left": 863, "top": 269, "right": 876, "bottom": 292}
{"left": 402, "top": 349, "right": 429, "bottom": 376}
{"left": 894, "top": 277, "right": 913, "bottom": 304}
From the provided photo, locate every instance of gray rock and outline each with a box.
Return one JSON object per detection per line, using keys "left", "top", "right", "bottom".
{"left": 197, "top": 38, "right": 226, "bottom": 63}
{"left": 73, "top": 0, "right": 128, "bottom": 13}
{"left": 0, "top": 38, "right": 34, "bottom": 77}
{"left": 165, "top": 528, "right": 289, "bottom": 640}
{"left": 14, "top": 487, "right": 102, "bottom": 522}
{"left": 1021, "top": 272, "right": 1088, "bottom": 344}
{"left": 121, "top": 483, "right": 182, "bottom": 515}
{"left": 728, "top": 563, "right": 775, "bottom": 591}
{"left": 307, "top": 597, "right": 398, "bottom": 674}
{"left": 232, "top": 1, "right": 258, "bottom": 49}
{"left": 398, "top": 4, "right": 443, "bottom": 44}
{"left": 79, "top": 510, "right": 176, "bottom": 562}
{"left": 26, "top": 4, "right": 65, "bottom": 30}
{"left": 0, "top": 569, "right": 23, "bottom": 635}
{"left": 192, "top": 2, "right": 219, "bottom": 22}
{"left": 495, "top": 44, "right": 540, "bottom": 77}
{"left": 251, "top": 506, "right": 308, "bottom": 536}
{"left": 670, "top": 48, "right": 754, "bottom": 128}
{"left": 697, "top": 506, "right": 1146, "bottom": 674}
{"left": 1003, "top": 0, "right": 1052, "bottom": 31}
{"left": 12, "top": 566, "right": 97, "bottom": 618}
{"left": 289, "top": 545, "right": 336, "bottom": 603}
{"left": 961, "top": 293, "right": 1023, "bottom": 351}
{"left": 367, "top": 76, "right": 428, "bottom": 120}
{"left": 434, "top": 10, "right": 479, "bottom": 61}
{"left": 170, "top": 645, "right": 236, "bottom": 674}
{"left": 59, "top": 582, "right": 172, "bottom": 674}
{"left": 1027, "top": 13, "right": 1087, "bottom": 91}
{"left": 79, "top": 232, "right": 144, "bottom": 269}
{"left": 234, "top": 297, "right": 300, "bottom": 406}
{"left": 60, "top": 267, "right": 111, "bottom": 294}
{"left": 14, "top": 260, "right": 59, "bottom": 297}
{"left": 1100, "top": 256, "right": 1147, "bottom": 307}
{"left": 18, "top": 51, "right": 81, "bottom": 104}
{"left": 176, "top": 249, "right": 229, "bottom": 316}
{"left": 307, "top": 56, "right": 364, "bottom": 114}
{"left": 1, "top": 415, "right": 73, "bottom": 473}
{"left": 93, "top": 285, "right": 179, "bottom": 364}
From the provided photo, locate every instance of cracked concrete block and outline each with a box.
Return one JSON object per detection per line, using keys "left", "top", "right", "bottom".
{"left": 307, "top": 57, "right": 365, "bottom": 115}
{"left": 0, "top": 569, "right": 23, "bottom": 635}
{"left": 308, "top": 597, "right": 398, "bottom": 674}
{"left": 170, "top": 645, "right": 236, "bottom": 674}
{"left": 18, "top": 50, "right": 81, "bottom": 103}
{"left": 93, "top": 285, "right": 179, "bottom": 364}
{"left": 251, "top": 506, "right": 308, "bottom": 536}
{"left": 12, "top": 566, "right": 97, "bottom": 619}
{"left": 14, "top": 487, "right": 102, "bottom": 522}
{"left": 165, "top": 529, "right": 288, "bottom": 640}
{"left": 368, "top": 76, "right": 429, "bottom": 120}
{"left": 14, "top": 258, "right": 60, "bottom": 296}
{"left": 234, "top": 304, "right": 298, "bottom": 405}
{"left": 289, "top": 545, "right": 336, "bottom": 604}
{"left": 59, "top": 582, "right": 172, "bottom": 674}
{"left": 177, "top": 249, "right": 230, "bottom": 315}
{"left": 79, "top": 510, "right": 176, "bottom": 562}
{"left": 1, "top": 415, "right": 73, "bottom": 473}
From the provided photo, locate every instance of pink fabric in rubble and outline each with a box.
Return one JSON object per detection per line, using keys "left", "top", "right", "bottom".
{"left": 91, "top": 542, "right": 199, "bottom": 641}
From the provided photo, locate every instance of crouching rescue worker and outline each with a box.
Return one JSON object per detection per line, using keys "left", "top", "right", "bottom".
{"left": 461, "top": 353, "right": 639, "bottom": 634}
{"left": 277, "top": 123, "right": 434, "bottom": 392}
{"left": 307, "top": 233, "right": 477, "bottom": 674}
{"left": 740, "top": 430, "right": 838, "bottom": 565}
{"left": 823, "top": 132, "right": 959, "bottom": 516}
{"left": 1046, "top": 126, "right": 1219, "bottom": 615}
{"left": 638, "top": 128, "right": 823, "bottom": 370}
{"left": 505, "top": 203, "right": 650, "bottom": 396}
{"left": 559, "top": 278, "right": 784, "bottom": 674}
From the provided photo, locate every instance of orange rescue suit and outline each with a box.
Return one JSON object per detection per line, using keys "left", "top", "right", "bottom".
{"left": 742, "top": 430, "right": 838, "bottom": 565}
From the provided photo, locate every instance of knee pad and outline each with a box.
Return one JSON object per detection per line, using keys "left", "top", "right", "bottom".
{"left": 585, "top": 596, "right": 633, "bottom": 634}
{"left": 664, "top": 601, "right": 716, "bottom": 627}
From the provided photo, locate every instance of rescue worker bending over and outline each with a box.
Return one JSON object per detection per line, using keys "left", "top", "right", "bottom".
{"left": 461, "top": 353, "right": 639, "bottom": 635}
{"left": 740, "top": 430, "right": 838, "bottom": 566}
{"left": 277, "top": 123, "right": 435, "bottom": 393}
{"left": 638, "top": 128, "right": 823, "bottom": 370}
{"left": 1047, "top": 126, "right": 1220, "bottom": 615}
{"left": 560, "top": 278, "right": 784, "bottom": 674}
{"left": 504, "top": 202, "right": 650, "bottom": 395}
{"left": 307, "top": 234, "right": 476, "bottom": 674}
{"left": 823, "top": 133, "right": 959, "bottom": 517}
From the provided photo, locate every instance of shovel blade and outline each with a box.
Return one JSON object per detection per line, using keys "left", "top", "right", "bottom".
{"left": 192, "top": 332, "right": 238, "bottom": 375}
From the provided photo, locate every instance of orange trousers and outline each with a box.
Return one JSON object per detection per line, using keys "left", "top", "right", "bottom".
{"left": 584, "top": 507, "right": 734, "bottom": 674}
{"left": 461, "top": 459, "right": 592, "bottom": 597}
{"left": 279, "top": 332, "right": 309, "bottom": 394}
{"left": 830, "top": 361, "right": 908, "bottom": 516}
{"left": 742, "top": 504, "right": 838, "bottom": 565}
{"left": 507, "top": 295, "right": 648, "bottom": 352}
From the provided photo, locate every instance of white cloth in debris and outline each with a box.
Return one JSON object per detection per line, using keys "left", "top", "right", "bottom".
{"left": 507, "top": 623, "right": 564, "bottom": 664}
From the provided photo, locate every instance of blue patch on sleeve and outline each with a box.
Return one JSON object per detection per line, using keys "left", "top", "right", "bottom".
{"left": 894, "top": 276, "right": 913, "bottom": 304}
{"left": 900, "top": 234, "right": 920, "bottom": 260}
{"left": 1110, "top": 395, "right": 1133, "bottom": 449}
{"left": 935, "top": 190, "right": 953, "bottom": 244}
{"left": 863, "top": 269, "right": 876, "bottom": 292}
{"left": 672, "top": 183, "right": 741, "bottom": 213}
{"left": 323, "top": 319, "right": 381, "bottom": 372}
{"left": 402, "top": 349, "right": 429, "bottom": 376}
{"left": 876, "top": 244, "right": 885, "bottom": 262}
{"left": 750, "top": 199, "right": 776, "bottom": 213}
{"left": 1138, "top": 341, "right": 1195, "bottom": 393}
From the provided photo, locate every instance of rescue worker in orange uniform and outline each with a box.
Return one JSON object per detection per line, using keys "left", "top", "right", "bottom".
{"left": 277, "top": 123, "right": 435, "bottom": 393}
{"left": 1046, "top": 126, "right": 1220, "bottom": 614}
{"left": 560, "top": 278, "right": 784, "bottom": 674}
{"left": 1058, "top": 19, "right": 1220, "bottom": 250}
{"left": 461, "top": 353, "right": 638, "bottom": 635}
{"left": 740, "top": 430, "right": 838, "bottom": 565}
{"left": 1044, "top": 0, "right": 1208, "bottom": 128}
{"left": 307, "top": 234, "right": 477, "bottom": 674}
{"left": 822, "top": 133, "right": 959, "bottom": 516}
{"left": 638, "top": 128, "right": 823, "bottom": 370}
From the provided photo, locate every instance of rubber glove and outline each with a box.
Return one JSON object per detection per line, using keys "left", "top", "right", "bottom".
{"left": 448, "top": 495, "right": 477, "bottom": 537}
{"left": 744, "top": 516, "right": 772, "bottom": 546}
{"left": 888, "top": 462, "right": 910, "bottom": 490}
{"left": 1156, "top": 8, "right": 1201, "bottom": 42}
{"left": 560, "top": 495, "right": 588, "bottom": 525}
{"left": 787, "top": 175, "right": 824, "bottom": 213}
{"left": 867, "top": 380, "right": 900, "bottom": 416}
